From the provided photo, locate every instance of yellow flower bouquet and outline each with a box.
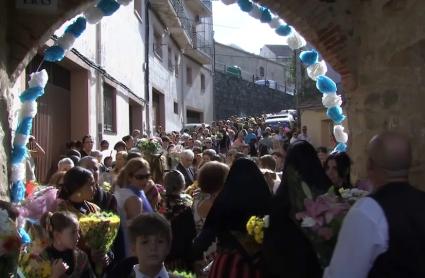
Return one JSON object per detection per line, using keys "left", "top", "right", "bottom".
{"left": 18, "top": 251, "right": 52, "bottom": 278}
{"left": 246, "top": 215, "right": 269, "bottom": 244}
{"left": 79, "top": 211, "right": 120, "bottom": 253}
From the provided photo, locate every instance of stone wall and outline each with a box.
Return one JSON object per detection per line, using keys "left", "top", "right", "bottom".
{"left": 0, "top": 0, "right": 10, "bottom": 200}
{"left": 213, "top": 71, "right": 294, "bottom": 120}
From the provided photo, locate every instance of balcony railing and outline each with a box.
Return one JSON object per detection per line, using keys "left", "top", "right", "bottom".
{"left": 192, "top": 32, "right": 212, "bottom": 57}
{"left": 169, "top": 0, "right": 193, "bottom": 42}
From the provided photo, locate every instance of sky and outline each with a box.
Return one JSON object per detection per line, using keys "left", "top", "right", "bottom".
{"left": 212, "top": 1, "right": 289, "bottom": 55}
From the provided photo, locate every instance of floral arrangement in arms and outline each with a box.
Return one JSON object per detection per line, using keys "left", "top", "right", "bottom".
{"left": 136, "top": 138, "right": 163, "bottom": 156}
{"left": 0, "top": 208, "right": 22, "bottom": 275}
{"left": 246, "top": 215, "right": 269, "bottom": 244}
{"left": 79, "top": 211, "right": 120, "bottom": 253}
{"left": 18, "top": 251, "right": 51, "bottom": 278}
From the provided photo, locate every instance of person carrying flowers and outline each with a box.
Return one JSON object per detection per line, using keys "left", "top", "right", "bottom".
{"left": 20, "top": 211, "right": 95, "bottom": 278}
{"left": 192, "top": 158, "right": 272, "bottom": 277}
{"left": 56, "top": 166, "right": 113, "bottom": 275}
{"left": 263, "top": 140, "right": 333, "bottom": 277}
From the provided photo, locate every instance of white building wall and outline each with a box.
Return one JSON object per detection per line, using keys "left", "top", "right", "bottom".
{"left": 148, "top": 12, "right": 184, "bottom": 133}
{"left": 214, "top": 42, "right": 290, "bottom": 87}
{"left": 54, "top": 4, "right": 146, "bottom": 147}
{"left": 183, "top": 57, "right": 213, "bottom": 124}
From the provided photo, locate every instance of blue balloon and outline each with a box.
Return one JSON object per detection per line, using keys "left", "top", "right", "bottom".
{"left": 316, "top": 75, "right": 337, "bottom": 94}
{"left": 237, "top": 0, "right": 253, "bottom": 12}
{"left": 275, "top": 24, "right": 292, "bottom": 36}
{"left": 65, "top": 16, "right": 87, "bottom": 38}
{"left": 11, "top": 180, "right": 25, "bottom": 203}
{"left": 259, "top": 7, "right": 272, "bottom": 23}
{"left": 327, "top": 106, "right": 346, "bottom": 124}
{"left": 44, "top": 45, "right": 65, "bottom": 62}
{"left": 97, "top": 0, "right": 121, "bottom": 16}
{"left": 19, "top": 86, "right": 44, "bottom": 102}
{"left": 333, "top": 143, "right": 348, "bottom": 153}
{"left": 299, "top": 50, "right": 319, "bottom": 66}
{"left": 19, "top": 227, "right": 32, "bottom": 244}
{"left": 16, "top": 117, "right": 33, "bottom": 136}
{"left": 11, "top": 145, "right": 27, "bottom": 165}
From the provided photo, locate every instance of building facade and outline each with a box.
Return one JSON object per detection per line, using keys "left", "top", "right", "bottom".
{"left": 14, "top": 0, "right": 214, "bottom": 182}
{"left": 214, "top": 42, "right": 293, "bottom": 93}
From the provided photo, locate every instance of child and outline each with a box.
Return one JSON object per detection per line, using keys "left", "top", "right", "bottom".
{"left": 40, "top": 211, "right": 95, "bottom": 278}
{"left": 109, "top": 213, "right": 179, "bottom": 278}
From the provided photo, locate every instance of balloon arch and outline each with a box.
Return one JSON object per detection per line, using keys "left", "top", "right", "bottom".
{"left": 10, "top": 0, "right": 348, "bottom": 203}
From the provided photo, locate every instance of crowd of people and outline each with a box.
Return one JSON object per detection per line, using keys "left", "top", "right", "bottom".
{"left": 1, "top": 115, "right": 424, "bottom": 278}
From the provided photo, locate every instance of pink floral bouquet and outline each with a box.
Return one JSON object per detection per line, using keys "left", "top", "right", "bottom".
{"left": 295, "top": 194, "right": 350, "bottom": 240}
{"left": 295, "top": 188, "right": 369, "bottom": 265}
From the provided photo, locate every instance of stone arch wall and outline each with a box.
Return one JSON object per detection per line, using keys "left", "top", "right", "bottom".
{"left": 2, "top": 0, "right": 425, "bottom": 200}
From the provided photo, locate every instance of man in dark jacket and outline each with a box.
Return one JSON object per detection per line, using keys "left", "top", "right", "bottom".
{"left": 325, "top": 132, "right": 425, "bottom": 278}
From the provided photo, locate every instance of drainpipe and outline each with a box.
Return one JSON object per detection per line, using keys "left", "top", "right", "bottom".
{"left": 144, "top": 0, "right": 151, "bottom": 136}
{"left": 95, "top": 22, "right": 103, "bottom": 146}
{"left": 180, "top": 53, "right": 185, "bottom": 126}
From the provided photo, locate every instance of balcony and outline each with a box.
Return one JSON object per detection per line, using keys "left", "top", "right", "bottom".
{"left": 150, "top": 0, "right": 192, "bottom": 49}
{"left": 184, "top": 32, "right": 212, "bottom": 65}
{"left": 185, "top": 0, "right": 212, "bottom": 17}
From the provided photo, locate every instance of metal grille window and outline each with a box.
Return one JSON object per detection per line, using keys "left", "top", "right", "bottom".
{"left": 186, "top": 66, "right": 192, "bottom": 85}
{"left": 174, "top": 102, "right": 178, "bottom": 114}
{"left": 201, "top": 73, "right": 205, "bottom": 91}
{"left": 103, "top": 83, "right": 116, "bottom": 133}
{"left": 154, "top": 30, "right": 163, "bottom": 59}
{"left": 168, "top": 47, "right": 173, "bottom": 70}
{"left": 134, "top": 0, "right": 143, "bottom": 22}
{"left": 175, "top": 55, "right": 179, "bottom": 77}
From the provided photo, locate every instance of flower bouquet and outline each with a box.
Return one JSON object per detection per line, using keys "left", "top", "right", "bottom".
{"left": 170, "top": 270, "right": 196, "bottom": 278}
{"left": 136, "top": 138, "right": 163, "bottom": 156}
{"left": 101, "top": 181, "right": 112, "bottom": 193}
{"left": 18, "top": 251, "right": 51, "bottom": 278}
{"left": 295, "top": 194, "right": 349, "bottom": 266}
{"left": 79, "top": 211, "right": 120, "bottom": 253}
{"left": 246, "top": 215, "right": 269, "bottom": 244}
{"left": 0, "top": 209, "right": 21, "bottom": 276}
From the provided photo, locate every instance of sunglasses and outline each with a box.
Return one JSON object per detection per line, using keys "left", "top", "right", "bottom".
{"left": 133, "top": 173, "right": 151, "bottom": 180}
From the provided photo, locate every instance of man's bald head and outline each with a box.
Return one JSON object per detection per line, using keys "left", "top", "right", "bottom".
{"left": 368, "top": 132, "right": 412, "bottom": 178}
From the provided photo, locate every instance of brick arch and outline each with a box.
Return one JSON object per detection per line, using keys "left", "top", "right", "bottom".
{"left": 7, "top": 0, "right": 96, "bottom": 83}
{"left": 8, "top": 0, "right": 357, "bottom": 88}
{"left": 257, "top": 0, "right": 357, "bottom": 90}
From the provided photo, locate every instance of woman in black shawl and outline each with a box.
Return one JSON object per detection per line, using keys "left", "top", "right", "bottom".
{"left": 263, "top": 140, "right": 333, "bottom": 277}
{"left": 192, "top": 158, "right": 271, "bottom": 277}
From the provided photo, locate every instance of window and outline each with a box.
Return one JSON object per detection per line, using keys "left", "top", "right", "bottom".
{"left": 168, "top": 47, "right": 173, "bottom": 70}
{"left": 200, "top": 73, "right": 205, "bottom": 91}
{"left": 174, "top": 102, "right": 179, "bottom": 114}
{"left": 259, "top": 66, "right": 265, "bottom": 77}
{"left": 154, "top": 30, "right": 163, "bottom": 59}
{"left": 134, "top": 0, "right": 143, "bottom": 23}
{"left": 175, "top": 55, "right": 179, "bottom": 77}
{"left": 103, "top": 83, "right": 116, "bottom": 133}
{"left": 186, "top": 66, "right": 192, "bottom": 85}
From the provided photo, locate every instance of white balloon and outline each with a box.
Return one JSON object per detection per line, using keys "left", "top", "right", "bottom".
{"left": 268, "top": 16, "right": 281, "bottom": 29}
{"left": 221, "top": 0, "right": 237, "bottom": 5}
{"left": 333, "top": 125, "right": 348, "bottom": 144}
{"left": 287, "top": 31, "right": 306, "bottom": 50}
{"left": 322, "top": 93, "right": 342, "bottom": 108}
{"left": 11, "top": 163, "right": 25, "bottom": 183}
{"left": 20, "top": 101, "right": 37, "bottom": 118}
{"left": 307, "top": 60, "right": 327, "bottom": 81}
{"left": 117, "top": 0, "right": 132, "bottom": 5}
{"left": 28, "top": 70, "right": 48, "bottom": 88}
{"left": 84, "top": 6, "right": 104, "bottom": 24}
{"left": 57, "top": 33, "right": 76, "bottom": 51}
{"left": 14, "top": 134, "right": 30, "bottom": 148}
{"left": 248, "top": 4, "right": 261, "bottom": 19}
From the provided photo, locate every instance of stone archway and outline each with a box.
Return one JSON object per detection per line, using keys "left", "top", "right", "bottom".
{"left": 2, "top": 0, "right": 425, "bottom": 199}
